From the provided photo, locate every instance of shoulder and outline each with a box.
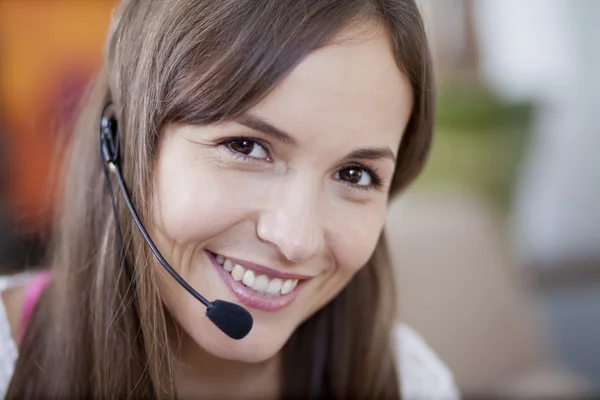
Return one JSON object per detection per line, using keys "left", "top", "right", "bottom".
{"left": 1, "top": 272, "right": 37, "bottom": 343}
{"left": 1, "top": 279, "right": 28, "bottom": 345}
{"left": 394, "top": 323, "right": 460, "bottom": 399}
{"left": 1, "top": 273, "right": 33, "bottom": 343}
{"left": 0, "top": 273, "right": 33, "bottom": 397}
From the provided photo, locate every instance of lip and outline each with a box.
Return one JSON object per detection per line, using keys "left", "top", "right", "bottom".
{"left": 206, "top": 251, "right": 305, "bottom": 312}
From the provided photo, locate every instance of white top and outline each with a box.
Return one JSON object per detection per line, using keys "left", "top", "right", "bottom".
{"left": 0, "top": 274, "right": 458, "bottom": 399}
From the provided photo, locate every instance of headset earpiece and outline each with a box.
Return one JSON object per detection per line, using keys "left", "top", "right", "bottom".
{"left": 100, "top": 103, "right": 120, "bottom": 166}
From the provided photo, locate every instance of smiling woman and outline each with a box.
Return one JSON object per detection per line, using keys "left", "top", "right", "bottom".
{"left": 1, "top": 0, "right": 457, "bottom": 399}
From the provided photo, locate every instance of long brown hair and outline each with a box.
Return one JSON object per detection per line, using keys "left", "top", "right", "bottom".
{"left": 8, "top": 0, "right": 433, "bottom": 398}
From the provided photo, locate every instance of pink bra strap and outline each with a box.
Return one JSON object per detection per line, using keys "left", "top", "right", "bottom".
{"left": 20, "top": 270, "right": 52, "bottom": 341}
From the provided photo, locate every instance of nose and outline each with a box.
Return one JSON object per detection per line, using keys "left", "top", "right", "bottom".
{"left": 256, "top": 179, "right": 325, "bottom": 263}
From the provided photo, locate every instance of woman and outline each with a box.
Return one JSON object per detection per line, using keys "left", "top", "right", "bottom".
{"left": 0, "top": 0, "right": 457, "bottom": 398}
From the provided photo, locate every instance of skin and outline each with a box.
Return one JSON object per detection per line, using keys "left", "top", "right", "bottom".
{"left": 1, "top": 286, "right": 24, "bottom": 344}
{"left": 150, "top": 22, "right": 413, "bottom": 399}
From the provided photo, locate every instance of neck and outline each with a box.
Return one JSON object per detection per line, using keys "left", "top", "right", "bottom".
{"left": 168, "top": 320, "right": 281, "bottom": 400}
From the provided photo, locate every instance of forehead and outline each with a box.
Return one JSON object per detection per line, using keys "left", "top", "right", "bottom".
{"left": 249, "top": 23, "right": 413, "bottom": 155}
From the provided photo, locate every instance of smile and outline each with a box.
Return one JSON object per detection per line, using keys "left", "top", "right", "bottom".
{"left": 206, "top": 251, "right": 307, "bottom": 311}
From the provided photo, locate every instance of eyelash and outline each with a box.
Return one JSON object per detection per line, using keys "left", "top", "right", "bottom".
{"left": 218, "top": 137, "right": 384, "bottom": 191}
{"left": 339, "top": 164, "right": 383, "bottom": 191}
{"left": 218, "top": 136, "right": 270, "bottom": 162}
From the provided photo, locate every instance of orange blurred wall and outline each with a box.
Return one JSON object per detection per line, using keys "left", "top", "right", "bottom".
{"left": 0, "top": 0, "right": 115, "bottom": 233}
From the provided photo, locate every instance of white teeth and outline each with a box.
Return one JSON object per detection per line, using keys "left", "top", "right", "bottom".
{"left": 252, "top": 275, "right": 269, "bottom": 292}
{"left": 242, "top": 269, "right": 255, "bottom": 287}
{"left": 281, "top": 279, "right": 293, "bottom": 295}
{"left": 216, "top": 254, "right": 302, "bottom": 296}
{"left": 231, "top": 264, "right": 245, "bottom": 281}
{"left": 266, "top": 278, "right": 283, "bottom": 295}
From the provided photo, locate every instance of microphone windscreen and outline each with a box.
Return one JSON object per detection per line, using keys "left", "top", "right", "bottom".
{"left": 206, "top": 300, "right": 253, "bottom": 340}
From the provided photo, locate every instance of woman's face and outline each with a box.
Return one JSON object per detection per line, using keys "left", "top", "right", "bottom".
{"left": 152, "top": 25, "right": 412, "bottom": 362}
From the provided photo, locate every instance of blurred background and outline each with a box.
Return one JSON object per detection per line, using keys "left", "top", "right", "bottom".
{"left": 0, "top": 0, "right": 598, "bottom": 398}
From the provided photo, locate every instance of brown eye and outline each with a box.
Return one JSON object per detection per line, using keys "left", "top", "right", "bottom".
{"left": 335, "top": 166, "right": 373, "bottom": 187}
{"left": 229, "top": 139, "right": 255, "bottom": 155}
{"left": 339, "top": 167, "right": 363, "bottom": 184}
{"left": 227, "top": 138, "right": 269, "bottom": 160}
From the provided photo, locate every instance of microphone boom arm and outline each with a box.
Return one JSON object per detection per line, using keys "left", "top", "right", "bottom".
{"left": 111, "top": 162, "right": 213, "bottom": 309}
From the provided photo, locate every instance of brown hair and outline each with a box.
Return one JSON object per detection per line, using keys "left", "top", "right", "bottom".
{"left": 8, "top": 0, "right": 433, "bottom": 398}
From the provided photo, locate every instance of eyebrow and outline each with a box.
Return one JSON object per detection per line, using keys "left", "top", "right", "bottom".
{"left": 344, "top": 147, "right": 396, "bottom": 163}
{"left": 236, "top": 113, "right": 395, "bottom": 162}
{"left": 236, "top": 114, "right": 297, "bottom": 146}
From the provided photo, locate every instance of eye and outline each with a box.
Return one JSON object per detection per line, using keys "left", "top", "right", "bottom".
{"left": 334, "top": 165, "right": 381, "bottom": 189}
{"left": 226, "top": 138, "right": 269, "bottom": 161}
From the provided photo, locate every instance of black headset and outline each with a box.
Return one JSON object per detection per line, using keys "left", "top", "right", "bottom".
{"left": 99, "top": 103, "right": 119, "bottom": 166}
{"left": 98, "top": 102, "right": 253, "bottom": 340}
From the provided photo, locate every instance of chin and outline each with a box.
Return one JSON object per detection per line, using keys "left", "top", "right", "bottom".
{"left": 189, "top": 316, "right": 294, "bottom": 363}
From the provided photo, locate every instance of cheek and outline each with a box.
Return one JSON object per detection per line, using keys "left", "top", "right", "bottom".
{"left": 328, "top": 205, "right": 387, "bottom": 275}
{"left": 153, "top": 153, "right": 243, "bottom": 243}
{"left": 300, "top": 205, "right": 386, "bottom": 321}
